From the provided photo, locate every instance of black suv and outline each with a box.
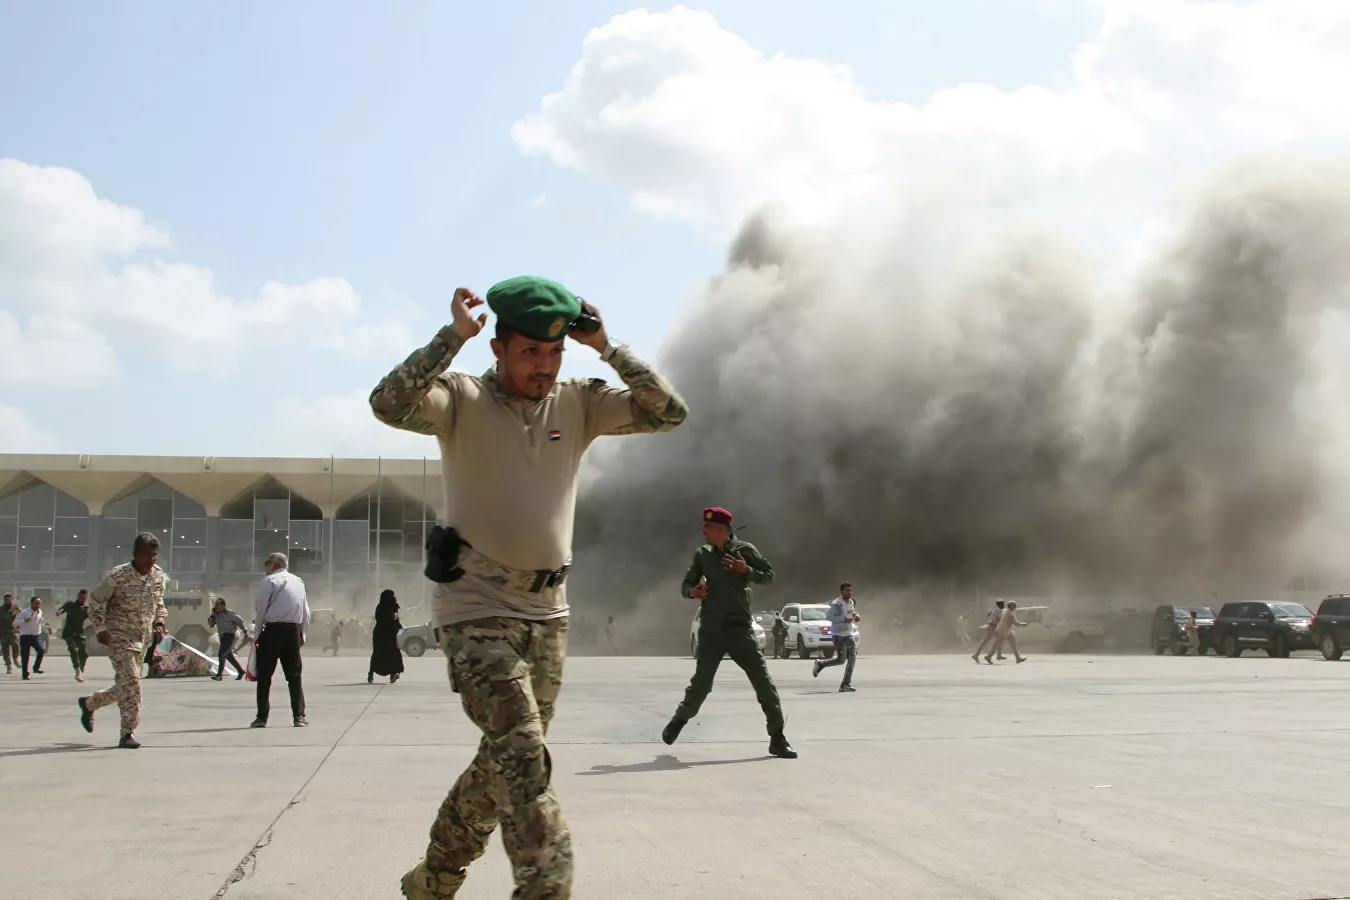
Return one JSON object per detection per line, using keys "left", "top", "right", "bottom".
{"left": 1210, "top": 601, "right": 1317, "bottom": 658}
{"left": 1150, "top": 605, "right": 1215, "bottom": 655}
{"left": 1310, "top": 595, "right": 1350, "bottom": 660}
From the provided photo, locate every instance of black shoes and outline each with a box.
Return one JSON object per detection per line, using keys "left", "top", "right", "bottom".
{"left": 293, "top": 715, "right": 309, "bottom": 727}
{"left": 839, "top": 684, "right": 856, "bottom": 693}
{"left": 812, "top": 660, "right": 822, "bottom": 678}
{"left": 367, "top": 672, "right": 374, "bottom": 684}
{"left": 236, "top": 670, "right": 245, "bottom": 680}
{"left": 390, "top": 673, "right": 399, "bottom": 684}
{"left": 661, "top": 716, "right": 686, "bottom": 745}
{"left": 119, "top": 733, "right": 141, "bottom": 750}
{"left": 211, "top": 674, "right": 223, "bottom": 681}
{"left": 768, "top": 731, "right": 797, "bottom": 759}
{"left": 250, "top": 718, "right": 267, "bottom": 728}
{"left": 78, "top": 697, "right": 93, "bottom": 733}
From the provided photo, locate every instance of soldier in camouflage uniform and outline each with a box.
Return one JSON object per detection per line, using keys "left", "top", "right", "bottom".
{"left": 79, "top": 532, "right": 168, "bottom": 750}
{"left": 1, "top": 593, "right": 18, "bottom": 675}
{"left": 370, "top": 277, "right": 687, "bottom": 899}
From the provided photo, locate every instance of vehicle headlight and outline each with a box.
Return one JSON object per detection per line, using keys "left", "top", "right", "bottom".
{"left": 807, "top": 625, "right": 822, "bottom": 634}
{"left": 1290, "top": 622, "right": 1309, "bottom": 631}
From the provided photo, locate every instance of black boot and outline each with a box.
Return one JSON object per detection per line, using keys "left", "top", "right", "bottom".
{"left": 768, "top": 731, "right": 797, "bottom": 759}
{"left": 78, "top": 696, "right": 93, "bottom": 733}
{"left": 119, "top": 733, "right": 141, "bottom": 750}
{"left": 661, "top": 716, "right": 686, "bottom": 745}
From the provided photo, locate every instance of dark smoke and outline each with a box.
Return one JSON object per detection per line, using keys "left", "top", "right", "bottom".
{"left": 569, "top": 155, "right": 1350, "bottom": 645}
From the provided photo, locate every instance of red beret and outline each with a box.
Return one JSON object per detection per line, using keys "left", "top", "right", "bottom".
{"left": 703, "top": 507, "right": 733, "bottom": 525}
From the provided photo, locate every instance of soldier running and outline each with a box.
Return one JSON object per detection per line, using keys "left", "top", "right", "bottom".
{"left": 79, "top": 532, "right": 168, "bottom": 749}
{"left": 57, "top": 589, "right": 91, "bottom": 682}
{"left": 370, "top": 277, "right": 687, "bottom": 900}
{"left": 971, "top": 599, "right": 1006, "bottom": 663}
{"left": 987, "top": 600, "right": 1028, "bottom": 664}
{"left": 663, "top": 507, "right": 797, "bottom": 759}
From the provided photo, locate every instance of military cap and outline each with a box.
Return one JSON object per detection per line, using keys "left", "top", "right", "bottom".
{"left": 703, "top": 507, "right": 733, "bottom": 525}
{"left": 485, "top": 275, "right": 582, "bottom": 342}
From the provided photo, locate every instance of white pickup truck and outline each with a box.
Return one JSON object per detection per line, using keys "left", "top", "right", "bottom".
{"left": 1009, "top": 606, "right": 1102, "bottom": 653}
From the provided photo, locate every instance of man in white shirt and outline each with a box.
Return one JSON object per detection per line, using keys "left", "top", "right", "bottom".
{"left": 17, "top": 596, "right": 46, "bottom": 680}
{"left": 250, "top": 553, "right": 311, "bottom": 728}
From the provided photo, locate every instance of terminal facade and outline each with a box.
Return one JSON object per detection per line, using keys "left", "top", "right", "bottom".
{"left": 0, "top": 454, "right": 444, "bottom": 618}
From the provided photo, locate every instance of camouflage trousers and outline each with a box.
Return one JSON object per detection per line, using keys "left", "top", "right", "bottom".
{"left": 1, "top": 634, "right": 17, "bottom": 668}
{"left": 86, "top": 649, "right": 142, "bottom": 735}
{"left": 423, "top": 616, "right": 571, "bottom": 899}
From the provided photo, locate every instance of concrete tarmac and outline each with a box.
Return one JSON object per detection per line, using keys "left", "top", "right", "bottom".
{"left": 3, "top": 650, "right": 1350, "bottom": 900}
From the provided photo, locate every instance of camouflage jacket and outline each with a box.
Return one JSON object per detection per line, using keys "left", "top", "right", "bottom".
{"left": 89, "top": 563, "right": 169, "bottom": 652}
{"left": 368, "top": 325, "right": 688, "bottom": 438}
{"left": 0, "top": 602, "right": 16, "bottom": 638}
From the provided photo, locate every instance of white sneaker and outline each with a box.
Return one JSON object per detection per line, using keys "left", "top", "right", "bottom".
{"left": 75, "top": 671, "right": 84, "bottom": 683}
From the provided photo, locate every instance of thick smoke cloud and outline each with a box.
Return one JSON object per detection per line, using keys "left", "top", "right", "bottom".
{"left": 570, "top": 155, "right": 1350, "bottom": 639}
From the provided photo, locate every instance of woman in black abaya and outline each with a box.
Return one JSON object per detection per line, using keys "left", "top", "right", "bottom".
{"left": 368, "top": 589, "right": 405, "bottom": 684}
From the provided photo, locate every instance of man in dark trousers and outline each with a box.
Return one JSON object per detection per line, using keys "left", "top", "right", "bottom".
{"left": 663, "top": 507, "right": 796, "bottom": 759}
{"left": 57, "top": 589, "right": 91, "bottom": 682}
{"left": 208, "top": 597, "right": 247, "bottom": 681}
{"left": 250, "top": 552, "right": 311, "bottom": 728}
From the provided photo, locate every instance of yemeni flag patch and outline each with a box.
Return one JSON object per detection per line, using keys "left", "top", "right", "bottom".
{"left": 548, "top": 430, "right": 562, "bottom": 441}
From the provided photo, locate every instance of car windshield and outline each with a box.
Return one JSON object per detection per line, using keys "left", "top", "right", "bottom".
{"left": 1271, "top": 604, "right": 1313, "bottom": 618}
{"left": 1175, "top": 607, "right": 1215, "bottom": 619}
{"left": 800, "top": 608, "right": 828, "bottom": 621}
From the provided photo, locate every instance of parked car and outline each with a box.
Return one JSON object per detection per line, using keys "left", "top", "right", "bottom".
{"left": 689, "top": 608, "right": 766, "bottom": 657}
{"left": 1009, "top": 606, "right": 1102, "bottom": 653}
{"left": 397, "top": 622, "right": 436, "bottom": 657}
{"left": 777, "top": 603, "right": 840, "bottom": 659}
{"left": 1210, "top": 601, "right": 1316, "bottom": 658}
{"left": 1311, "top": 594, "right": 1350, "bottom": 660}
{"left": 1150, "top": 605, "right": 1216, "bottom": 655}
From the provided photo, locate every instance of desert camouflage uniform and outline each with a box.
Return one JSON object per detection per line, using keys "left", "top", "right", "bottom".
{"left": 86, "top": 563, "right": 168, "bottom": 735}
{"left": 372, "top": 322, "right": 686, "bottom": 900}
{"left": 0, "top": 601, "right": 19, "bottom": 671}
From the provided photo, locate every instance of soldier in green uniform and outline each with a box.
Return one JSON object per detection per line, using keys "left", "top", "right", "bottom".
{"left": 662, "top": 507, "right": 797, "bottom": 759}
{"left": 57, "top": 589, "right": 91, "bottom": 682}
{"left": 1, "top": 593, "right": 19, "bottom": 676}
{"left": 369, "top": 277, "right": 688, "bottom": 899}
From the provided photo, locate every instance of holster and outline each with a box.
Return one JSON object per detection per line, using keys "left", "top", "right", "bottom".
{"left": 424, "top": 525, "right": 467, "bottom": 584}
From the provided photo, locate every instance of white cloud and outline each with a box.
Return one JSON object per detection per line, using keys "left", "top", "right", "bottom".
{"left": 0, "top": 158, "right": 407, "bottom": 380}
{"left": 0, "top": 405, "right": 65, "bottom": 453}
{"left": 513, "top": 2, "right": 1350, "bottom": 236}
{"left": 0, "top": 311, "right": 118, "bottom": 387}
{"left": 270, "top": 390, "right": 439, "bottom": 458}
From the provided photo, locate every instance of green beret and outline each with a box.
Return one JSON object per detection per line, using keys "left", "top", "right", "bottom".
{"left": 485, "top": 275, "right": 581, "bottom": 342}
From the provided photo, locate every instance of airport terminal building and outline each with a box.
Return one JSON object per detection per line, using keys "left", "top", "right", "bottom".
{"left": 0, "top": 453, "right": 444, "bottom": 616}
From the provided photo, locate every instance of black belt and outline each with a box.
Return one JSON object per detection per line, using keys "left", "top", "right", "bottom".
{"left": 264, "top": 621, "right": 301, "bottom": 628}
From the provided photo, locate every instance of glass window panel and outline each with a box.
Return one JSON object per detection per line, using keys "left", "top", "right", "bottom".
{"left": 218, "top": 548, "right": 253, "bottom": 575}
{"left": 219, "top": 519, "right": 254, "bottom": 549}
{"left": 100, "top": 547, "right": 127, "bottom": 571}
{"left": 377, "top": 531, "right": 404, "bottom": 563}
{"left": 18, "top": 526, "right": 54, "bottom": 571}
{"left": 18, "top": 484, "right": 55, "bottom": 526}
{"left": 254, "top": 478, "right": 290, "bottom": 501}
{"left": 333, "top": 550, "right": 368, "bottom": 574}
{"left": 103, "top": 494, "right": 139, "bottom": 518}
{"left": 290, "top": 494, "right": 323, "bottom": 520}
{"left": 220, "top": 492, "right": 254, "bottom": 519}
{"left": 254, "top": 529, "right": 288, "bottom": 570}
{"left": 0, "top": 546, "right": 15, "bottom": 571}
{"left": 0, "top": 492, "right": 17, "bottom": 516}
{"left": 55, "top": 517, "right": 90, "bottom": 546}
{"left": 172, "top": 546, "right": 207, "bottom": 574}
{"left": 377, "top": 500, "right": 404, "bottom": 530}
{"left": 289, "top": 547, "right": 324, "bottom": 575}
{"left": 256, "top": 499, "right": 289, "bottom": 531}
{"left": 55, "top": 492, "right": 87, "bottom": 517}
{"left": 289, "top": 520, "right": 322, "bottom": 552}
{"left": 100, "top": 517, "right": 137, "bottom": 550}
{"left": 335, "top": 520, "right": 368, "bottom": 549}
{"left": 138, "top": 498, "right": 173, "bottom": 533}
{"left": 0, "top": 517, "right": 16, "bottom": 546}
{"left": 173, "top": 519, "right": 206, "bottom": 547}
{"left": 140, "top": 482, "right": 172, "bottom": 500}
{"left": 173, "top": 491, "right": 206, "bottom": 518}
{"left": 336, "top": 494, "right": 368, "bottom": 520}
{"left": 54, "top": 545, "right": 88, "bottom": 573}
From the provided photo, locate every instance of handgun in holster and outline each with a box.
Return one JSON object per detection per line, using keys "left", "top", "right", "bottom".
{"left": 424, "top": 525, "right": 467, "bottom": 584}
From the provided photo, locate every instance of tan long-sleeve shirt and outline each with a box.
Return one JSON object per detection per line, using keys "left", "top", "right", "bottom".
{"left": 370, "top": 326, "right": 687, "bottom": 625}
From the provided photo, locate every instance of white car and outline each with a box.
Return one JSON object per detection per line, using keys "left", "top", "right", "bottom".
{"left": 689, "top": 608, "right": 767, "bottom": 657}
{"left": 777, "top": 603, "right": 856, "bottom": 659}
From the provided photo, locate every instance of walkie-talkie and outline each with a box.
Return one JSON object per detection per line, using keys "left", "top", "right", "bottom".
{"left": 571, "top": 298, "right": 603, "bottom": 334}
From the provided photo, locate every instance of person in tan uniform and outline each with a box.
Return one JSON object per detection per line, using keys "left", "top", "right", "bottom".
{"left": 78, "top": 532, "right": 168, "bottom": 749}
{"left": 369, "top": 276, "right": 688, "bottom": 900}
{"left": 986, "top": 600, "right": 1028, "bottom": 664}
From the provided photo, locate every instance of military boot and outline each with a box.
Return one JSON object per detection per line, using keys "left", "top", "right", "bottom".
{"left": 768, "top": 731, "right": 797, "bottom": 759}
{"left": 78, "top": 696, "right": 94, "bottom": 733}
{"left": 661, "top": 715, "right": 687, "bottom": 745}
{"left": 402, "top": 859, "right": 467, "bottom": 899}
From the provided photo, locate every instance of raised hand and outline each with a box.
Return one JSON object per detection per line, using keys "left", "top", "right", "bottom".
{"left": 450, "top": 287, "right": 488, "bottom": 340}
{"left": 723, "top": 552, "right": 749, "bottom": 574}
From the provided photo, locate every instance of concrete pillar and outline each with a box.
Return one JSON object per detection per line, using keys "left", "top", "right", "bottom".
{"left": 205, "top": 516, "right": 220, "bottom": 584}
{"left": 87, "top": 515, "right": 102, "bottom": 583}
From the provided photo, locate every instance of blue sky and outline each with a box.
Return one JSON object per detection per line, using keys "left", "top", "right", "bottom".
{"left": 1, "top": 0, "right": 1106, "bottom": 456}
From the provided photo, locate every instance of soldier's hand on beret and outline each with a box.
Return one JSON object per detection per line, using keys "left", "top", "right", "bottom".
{"left": 450, "top": 287, "right": 488, "bottom": 340}
{"left": 567, "top": 301, "right": 610, "bottom": 352}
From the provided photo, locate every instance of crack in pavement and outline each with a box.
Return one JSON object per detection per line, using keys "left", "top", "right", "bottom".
{"left": 210, "top": 685, "right": 386, "bottom": 900}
